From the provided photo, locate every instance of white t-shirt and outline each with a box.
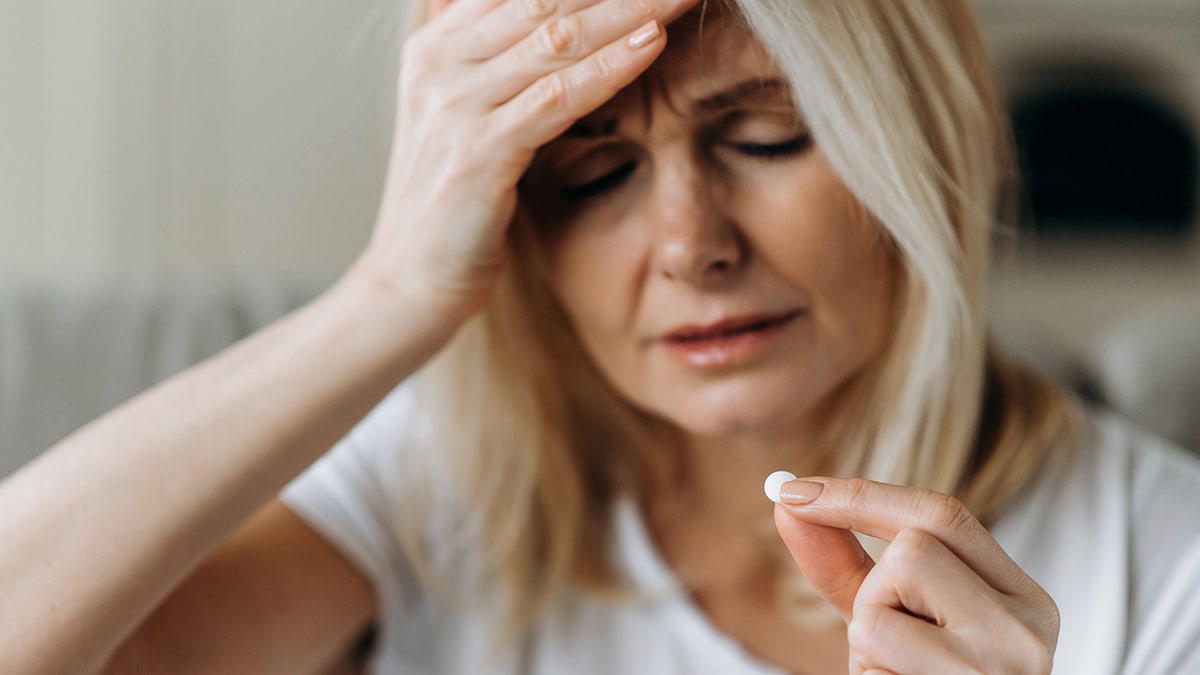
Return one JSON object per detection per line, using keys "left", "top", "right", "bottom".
{"left": 281, "top": 384, "right": 1200, "bottom": 673}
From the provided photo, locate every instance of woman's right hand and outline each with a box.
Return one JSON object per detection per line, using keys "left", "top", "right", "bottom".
{"left": 350, "top": 0, "right": 697, "bottom": 323}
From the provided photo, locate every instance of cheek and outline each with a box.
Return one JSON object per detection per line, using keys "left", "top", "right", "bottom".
{"left": 754, "top": 170, "right": 896, "bottom": 346}
{"left": 814, "top": 217, "right": 898, "bottom": 356}
{"left": 538, "top": 221, "right": 647, "bottom": 367}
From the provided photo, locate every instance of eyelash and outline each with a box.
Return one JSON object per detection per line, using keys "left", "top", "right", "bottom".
{"left": 730, "top": 133, "right": 812, "bottom": 158}
{"left": 560, "top": 133, "right": 812, "bottom": 202}
{"left": 561, "top": 161, "right": 638, "bottom": 201}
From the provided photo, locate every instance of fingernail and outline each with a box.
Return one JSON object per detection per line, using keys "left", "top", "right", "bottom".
{"left": 628, "top": 21, "right": 660, "bottom": 49}
{"left": 779, "top": 480, "right": 823, "bottom": 506}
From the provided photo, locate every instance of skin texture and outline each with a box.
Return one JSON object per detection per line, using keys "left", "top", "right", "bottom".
{"left": 0, "top": 0, "right": 1058, "bottom": 672}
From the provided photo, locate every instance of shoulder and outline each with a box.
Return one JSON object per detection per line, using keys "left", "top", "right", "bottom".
{"left": 278, "top": 382, "right": 436, "bottom": 606}
{"left": 1090, "top": 412, "right": 1200, "bottom": 673}
{"left": 992, "top": 408, "right": 1200, "bottom": 674}
{"left": 276, "top": 381, "right": 486, "bottom": 669}
{"left": 996, "top": 406, "right": 1200, "bottom": 571}
{"left": 283, "top": 382, "right": 424, "bottom": 514}
{"left": 1058, "top": 409, "right": 1200, "bottom": 544}
{"left": 998, "top": 407, "right": 1200, "bottom": 528}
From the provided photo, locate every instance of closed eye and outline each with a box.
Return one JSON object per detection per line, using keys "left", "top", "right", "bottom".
{"left": 561, "top": 161, "right": 638, "bottom": 201}
{"left": 730, "top": 133, "right": 812, "bottom": 159}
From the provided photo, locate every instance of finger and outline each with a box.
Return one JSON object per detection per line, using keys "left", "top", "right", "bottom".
{"left": 465, "top": 0, "right": 696, "bottom": 61}
{"left": 773, "top": 504, "right": 873, "bottom": 623}
{"left": 463, "top": 0, "right": 607, "bottom": 59}
{"left": 490, "top": 19, "right": 665, "bottom": 151}
{"left": 430, "top": 0, "right": 510, "bottom": 27}
{"left": 853, "top": 528, "right": 1007, "bottom": 629}
{"left": 853, "top": 529, "right": 1058, "bottom": 671}
{"left": 778, "top": 477, "right": 1037, "bottom": 597}
{"left": 847, "top": 603, "right": 970, "bottom": 675}
{"left": 477, "top": 0, "right": 664, "bottom": 104}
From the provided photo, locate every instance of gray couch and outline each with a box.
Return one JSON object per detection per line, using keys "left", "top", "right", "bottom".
{"left": 0, "top": 275, "right": 315, "bottom": 478}
{"left": 1, "top": 275, "right": 1197, "bottom": 479}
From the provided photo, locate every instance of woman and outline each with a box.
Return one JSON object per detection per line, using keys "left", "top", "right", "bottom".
{"left": 2, "top": 0, "right": 1198, "bottom": 672}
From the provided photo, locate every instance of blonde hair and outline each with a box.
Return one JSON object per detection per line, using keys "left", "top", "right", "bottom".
{"left": 399, "top": 0, "right": 1079, "bottom": 640}
{"left": 733, "top": 0, "right": 1079, "bottom": 511}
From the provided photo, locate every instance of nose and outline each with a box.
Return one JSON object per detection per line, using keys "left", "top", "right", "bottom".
{"left": 650, "top": 152, "right": 745, "bottom": 285}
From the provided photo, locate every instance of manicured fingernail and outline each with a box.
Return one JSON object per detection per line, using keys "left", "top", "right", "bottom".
{"left": 779, "top": 480, "right": 823, "bottom": 505}
{"left": 628, "top": 21, "right": 660, "bottom": 49}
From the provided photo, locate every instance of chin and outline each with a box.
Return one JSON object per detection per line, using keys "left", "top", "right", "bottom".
{"left": 663, "top": 388, "right": 808, "bottom": 439}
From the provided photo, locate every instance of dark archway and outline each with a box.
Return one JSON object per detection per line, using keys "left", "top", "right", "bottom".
{"left": 1012, "top": 79, "right": 1198, "bottom": 236}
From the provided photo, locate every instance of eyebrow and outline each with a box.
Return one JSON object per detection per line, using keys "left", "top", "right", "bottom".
{"left": 564, "top": 116, "right": 619, "bottom": 139}
{"left": 562, "top": 77, "right": 791, "bottom": 139}
{"left": 692, "top": 77, "right": 791, "bottom": 114}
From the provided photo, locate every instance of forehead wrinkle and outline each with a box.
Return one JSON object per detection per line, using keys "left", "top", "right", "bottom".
{"left": 692, "top": 77, "right": 789, "bottom": 114}
{"left": 560, "top": 12, "right": 780, "bottom": 142}
{"left": 647, "top": 10, "right": 784, "bottom": 119}
{"left": 647, "top": 67, "right": 680, "bottom": 123}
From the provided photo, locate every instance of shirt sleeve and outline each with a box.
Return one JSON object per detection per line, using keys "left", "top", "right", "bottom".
{"left": 993, "top": 411, "right": 1200, "bottom": 674}
{"left": 1120, "top": 433, "right": 1200, "bottom": 674}
{"left": 279, "top": 383, "right": 423, "bottom": 619}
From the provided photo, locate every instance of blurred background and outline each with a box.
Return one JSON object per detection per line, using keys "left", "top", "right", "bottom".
{"left": 0, "top": 0, "right": 397, "bottom": 283}
{"left": 1, "top": 0, "right": 1198, "bottom": 475}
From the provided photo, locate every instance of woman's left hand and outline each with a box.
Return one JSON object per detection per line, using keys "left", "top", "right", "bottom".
{"left": 773, "top": 477, "right": 1060, "bottom": 674}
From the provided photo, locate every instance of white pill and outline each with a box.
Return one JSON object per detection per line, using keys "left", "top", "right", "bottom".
{"left": 763, "top": 470, "right": 797, "bottom": 504}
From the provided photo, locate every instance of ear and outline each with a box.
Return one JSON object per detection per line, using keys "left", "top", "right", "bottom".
{"left": 430, "top": 0, "right": 454, "bottom": 17}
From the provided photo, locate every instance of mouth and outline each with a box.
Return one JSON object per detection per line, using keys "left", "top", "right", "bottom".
{"left": 663, "top": 310, "right": 803, "bottom": 343}
{"left": 659, "top": 310, "right": 803, "bottom": 368}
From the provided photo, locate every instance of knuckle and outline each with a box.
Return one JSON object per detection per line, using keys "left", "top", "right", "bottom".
{"left": 891, "top": 526, "right": 937, "bottom": 553}
{"left": 538, "top": 16, "right": 581, "bottom": 58}
{"left": 842, "top": 477, "right": 874, "bottom": 507}
{"left": 623, "top": 0, "right": 654, "bottom": 21}
{"left": 590, "top": 51, "right": 620, "bottom": 82}
{"left": 882, "top": 528, "right": 936, "bottom": 572}
{"left": 526, "top": 74, "right": 569, "bottom": 115}
{"left": 845, "top": 604, "right": 886, "bottom": 652}
{"left": 519, "top": 0, "right": 557, "bottom": 21}
{"left": 920, "top": 490, "right": 976, "bottom": 535}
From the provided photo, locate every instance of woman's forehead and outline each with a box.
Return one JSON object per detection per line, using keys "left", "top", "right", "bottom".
{"left": 581, "top": 12, "right": 782, "bottom": 126}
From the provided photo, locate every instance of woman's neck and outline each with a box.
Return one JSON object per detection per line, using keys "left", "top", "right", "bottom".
{"left": 659, "top": 417, "right": 827, "bottom": 526}
{"left": 640, "top": 418, "right": 851, "bottom": 675}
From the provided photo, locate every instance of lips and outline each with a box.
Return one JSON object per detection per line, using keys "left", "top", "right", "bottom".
{"left": 663, "top": 310, "right": 802, "bottom": 342}
{"left": 659, "top": 310, "right": 802, "bottom": 368}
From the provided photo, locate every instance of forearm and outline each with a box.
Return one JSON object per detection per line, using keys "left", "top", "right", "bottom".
{"left": 0, "top": 273, "right": 454, "bottom": 674}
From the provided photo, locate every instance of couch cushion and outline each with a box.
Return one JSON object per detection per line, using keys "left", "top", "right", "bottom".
{"left": 0, "top": 275, "right": 314, "bottom": 478}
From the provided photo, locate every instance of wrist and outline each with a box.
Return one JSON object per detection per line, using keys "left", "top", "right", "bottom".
{"left": 331, "top": 259, "right": 473, "bottom": 352}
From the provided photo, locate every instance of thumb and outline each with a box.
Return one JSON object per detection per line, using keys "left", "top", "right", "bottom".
{"left": 773, "top": 503, "right": 874, "bottom": 623}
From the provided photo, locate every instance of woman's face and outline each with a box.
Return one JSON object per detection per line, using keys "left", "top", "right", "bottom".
{"left": 520, "top": 10, "right": 896, "bottom": 439}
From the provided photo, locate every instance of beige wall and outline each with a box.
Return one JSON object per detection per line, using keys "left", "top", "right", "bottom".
{"left": 0, "top": 0, "right": 399, "bottom": 284}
